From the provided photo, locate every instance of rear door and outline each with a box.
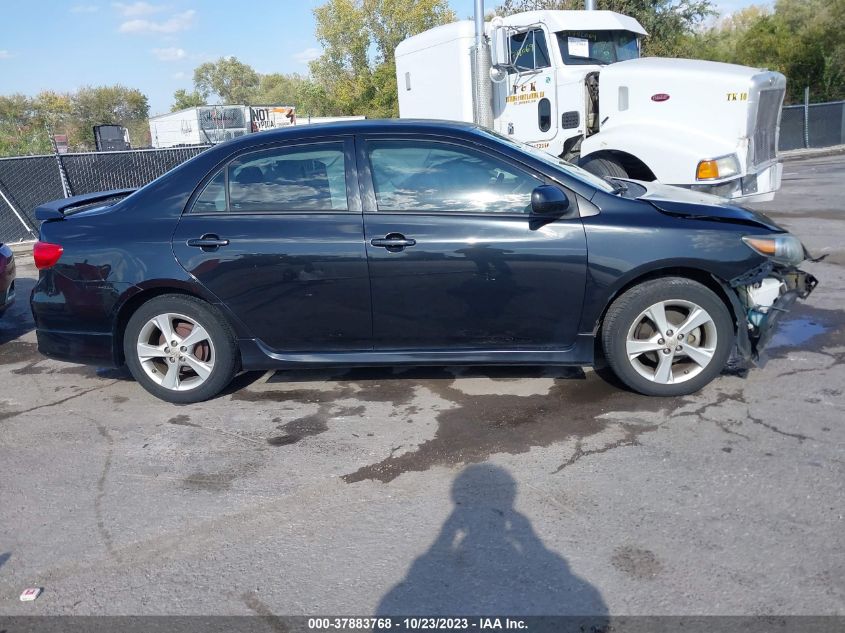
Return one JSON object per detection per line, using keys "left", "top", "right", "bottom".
{"left": 357, "top": 134, "right": 587, "bottom": 351}
{"left": 172, "top": 137, "right": 372, "bottom": 352}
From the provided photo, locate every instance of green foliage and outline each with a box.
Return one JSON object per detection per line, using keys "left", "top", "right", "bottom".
{"left": 0, "top": 86, "right": 149, "bottom": 156}
{"left": 310, "top": 0, "right": 456, "bottom": 117}
{"left": 691, "top": 0, "right": 845, "bottom": 103}
{"left": 72, "top": 85, "right": 149, "bottom": 149}
{"left": 496, "top": 0, "right": 715, "bottom": 56}
{"left": 252, "top": 73, "right": 332, "bottom": 116}
{"left": 193, "top": 57, "right": 261, "bottom": 105}
{"left": 171, "top": 89, "right": 206, "bottom": 111}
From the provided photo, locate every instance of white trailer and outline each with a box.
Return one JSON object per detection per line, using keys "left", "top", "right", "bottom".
{"left": 149, "top": 106, "right": 252, "bottom": 148}
{"left": 396, "top": 10, "right": 786, "bottom": 202}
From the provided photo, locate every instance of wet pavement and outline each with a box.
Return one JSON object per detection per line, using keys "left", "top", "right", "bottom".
{"left": 1, "top": 155, "right": 844, "bottom": 616}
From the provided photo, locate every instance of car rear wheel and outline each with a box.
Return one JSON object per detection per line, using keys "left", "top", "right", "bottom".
{"left": 124, "top": 295, "right": 237, "bottom": 403}
{"left": 601, "top": 278, "right": 734, "bottom": 396}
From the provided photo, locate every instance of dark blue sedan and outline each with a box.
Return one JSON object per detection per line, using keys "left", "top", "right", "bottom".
{"left": 30, "top": 120, "right": 816, "bottom": 403}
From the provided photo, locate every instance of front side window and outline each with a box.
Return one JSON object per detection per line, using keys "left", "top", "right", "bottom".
{"left": 509, "top": 29, "right": 551, "bottom": 72}
{"left": 367, "top": 140, "right": 544, "bottom": 214}
{"left": 557, "top": 30, "right": 640, "bottom": 65}
{"left": 191, "top": 142, "right": 348, "bottom": 213}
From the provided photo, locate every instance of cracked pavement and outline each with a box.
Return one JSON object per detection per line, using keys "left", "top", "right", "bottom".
{"left": 0, "top": 155, "right": 843, "bottom": 616}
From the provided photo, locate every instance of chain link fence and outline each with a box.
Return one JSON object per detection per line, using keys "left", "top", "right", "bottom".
{"left": 780, "top": 101, "right": 845, "bottom": 151}
{"left": 0, "top": 146, "right": 209, "bottom": 243}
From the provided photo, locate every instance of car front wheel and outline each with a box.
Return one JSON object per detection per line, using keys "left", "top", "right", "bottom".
{"left": 601, "top": 278, "right": 734, "bottom": 396}
{"left": 124, "top": 295, "right": 237, "bottom": 403}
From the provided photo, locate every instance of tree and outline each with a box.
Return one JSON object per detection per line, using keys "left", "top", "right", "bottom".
{"left": 193, "top": 57, "right": 260, "bottom": 104}
{"left": 252, "top": 73, "right": 331, "bottom": 117}
{"left": 0, "top": 86, "right": 150, "bottom": 155}
{"left": 496, "top": 0, "right": 715, "bottom": 57}
{"left": 171, "top": 88, "right": 206, "bottom": 111}
{"left": 310, "top": 0, "right": 456, "bottom": 117}
{"left": 691, "top": 0, "right": 845, "bottom": 103}
{"left": 71, "top": 85, "right": 150, "bottom": 149}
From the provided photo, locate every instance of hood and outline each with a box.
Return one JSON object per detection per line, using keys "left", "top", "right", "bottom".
{"left": 622, "top": 179, "right": 783, "bottom": 231}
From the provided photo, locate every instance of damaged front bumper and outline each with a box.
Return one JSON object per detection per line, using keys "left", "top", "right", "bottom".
{"left": 716, "top": 261, "right": 818, "bottom": 362}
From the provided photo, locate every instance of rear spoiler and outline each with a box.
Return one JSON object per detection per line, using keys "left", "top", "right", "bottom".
{"left": 34, "top": 188, "right": 136, "bottom": 221}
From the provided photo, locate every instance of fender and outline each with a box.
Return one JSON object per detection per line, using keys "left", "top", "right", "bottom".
{"left": 581, "top": 122, "right": 742, "bottom": 185}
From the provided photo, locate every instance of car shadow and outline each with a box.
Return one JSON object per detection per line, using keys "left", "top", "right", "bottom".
{"left": 375, "top": 464, "right": 609, "bottom": 624}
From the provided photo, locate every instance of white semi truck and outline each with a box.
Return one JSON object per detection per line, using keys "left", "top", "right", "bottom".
{"left": 396, "top": 9, "right": 786, "bottom": 202}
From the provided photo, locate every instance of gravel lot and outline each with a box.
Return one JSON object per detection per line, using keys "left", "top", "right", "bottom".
{"left": 0, "top": 155, "right": 843, "bottom": 618}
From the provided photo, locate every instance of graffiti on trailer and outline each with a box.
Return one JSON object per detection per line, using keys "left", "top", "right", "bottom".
{"left": 198, "top": 107, "right": 247, "bottom": 130}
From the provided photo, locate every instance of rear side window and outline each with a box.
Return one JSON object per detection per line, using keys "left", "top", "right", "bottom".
{"left": 193, "top": 170, "right": 226, "bottom": 212}
{"left": 190, "top": 142, "right": 348, "bottom": 213}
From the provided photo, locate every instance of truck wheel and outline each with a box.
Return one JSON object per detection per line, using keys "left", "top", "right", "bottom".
{"left": 580, "top": 156, "right": 627, "bottom": 179}
{"left": 124, "top": 294, "right": 237, "bottom": 404}
{"left": 601, "top": 278, "right": 734, "bottom": 397}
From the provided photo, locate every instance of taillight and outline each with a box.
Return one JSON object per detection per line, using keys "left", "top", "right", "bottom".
{"left": 33, "top": 241, "right": 63, "bottom": 269}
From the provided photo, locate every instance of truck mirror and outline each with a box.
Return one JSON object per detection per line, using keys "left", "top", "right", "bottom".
{"left": 490, "top": 23, "right": 509, "bottom": 68}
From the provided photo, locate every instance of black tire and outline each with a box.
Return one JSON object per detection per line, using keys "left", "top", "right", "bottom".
{"left": 123, "top": 294, "right": 237, "bottom": 404}
{"left": 580, "top": 155, "right": 628, "bottom": 179}
{"left": 600, "top": 277, "right": 734, "bottom": 397}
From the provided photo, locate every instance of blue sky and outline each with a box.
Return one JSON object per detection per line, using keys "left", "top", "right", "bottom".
{"left": 1, "top": 0, "right": 762, "bottom": 116}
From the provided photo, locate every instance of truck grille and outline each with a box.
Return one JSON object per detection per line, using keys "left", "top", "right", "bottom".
{"left": 751, "top": 89, "right": 784, "bottom": 166}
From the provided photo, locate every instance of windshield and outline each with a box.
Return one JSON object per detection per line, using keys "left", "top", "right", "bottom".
{"left": 557, "top": 30, "right": 640, "bottom": 65}
{"left": 478, "top": 129, "right": 616, "bottom": 194}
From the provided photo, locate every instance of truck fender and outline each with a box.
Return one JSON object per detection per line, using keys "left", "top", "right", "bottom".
{"left": 580, "top": 123, "right": 740, "bottom": 185}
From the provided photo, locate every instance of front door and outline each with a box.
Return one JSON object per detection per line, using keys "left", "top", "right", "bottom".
{"left": 359, "top": 136, "right": 587, "bottom": 351}
{"left": 172, "top": 137, "right": 372, "bottom": 352}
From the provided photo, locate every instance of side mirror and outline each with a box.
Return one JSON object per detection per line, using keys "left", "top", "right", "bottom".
{"left": 531, "top": 185, "right": 571, "bottom": 216}
{"left": 490, "top": 20, "right": 509, "bottom": 67}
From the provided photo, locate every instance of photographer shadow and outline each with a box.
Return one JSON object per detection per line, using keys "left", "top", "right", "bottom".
{"left": 376, "top": 464, "right": 608, "bottom": 623}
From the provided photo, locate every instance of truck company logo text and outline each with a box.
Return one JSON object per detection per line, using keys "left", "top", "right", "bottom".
{"left": 507, "top": 81, "right": 544, "bottom": 104}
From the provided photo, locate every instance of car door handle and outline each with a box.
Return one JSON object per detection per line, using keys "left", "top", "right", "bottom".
{"left": 370, "top": 234, "right": 416, "bottom": 251}
{"left": 187, "top": 234, "right": 230, "bottom": 250}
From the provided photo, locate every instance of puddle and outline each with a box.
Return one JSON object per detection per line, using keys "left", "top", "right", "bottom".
{"left": 768, "top": 317, "right": 829, "bottom": 349}
{"left": 765, "top": 305, "right": 845, "bottom": 356}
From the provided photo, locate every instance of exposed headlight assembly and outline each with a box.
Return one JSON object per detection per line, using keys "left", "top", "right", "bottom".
{"left": 696, "top": 154, "right": 740, "bottom": 180}
{"left": 742, "top": 234, "right": 805, "bottom": 266}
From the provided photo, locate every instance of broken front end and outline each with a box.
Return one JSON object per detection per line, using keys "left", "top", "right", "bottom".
{"left": 721, "top": 255, "right": 818, "bottom": 362}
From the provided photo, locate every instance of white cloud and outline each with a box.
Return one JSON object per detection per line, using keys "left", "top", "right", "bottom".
{"left": 0, "top": 50, "right": 13, "bottom": 59}
{"left": 113, "top": 1, "right": 164, "bottom": 17}
{"left": 71, "top": 4, "right": 99, "bottom": 12}
{"left": 119, "top": 9, "right": 195, "bottom": 33}
{"left": 152, "top": 46, "right": 187, "bottom": 61}
{"left": 293, "top": 47, "right": 321, "bottom": 64}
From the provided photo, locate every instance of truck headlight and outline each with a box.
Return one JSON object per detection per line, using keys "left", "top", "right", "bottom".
{"left": 696, "top": 154, "right": 740, "bottom": 181}
{"left": 742, "top": 234, "right": 805, "bottom": 266}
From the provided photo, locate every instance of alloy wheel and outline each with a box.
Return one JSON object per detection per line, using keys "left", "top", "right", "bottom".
{"left": 625, "top": 299, "right": 718, "bottom": 385}
{"left": 136, "top": 312, "right": 215, "bottom": 391}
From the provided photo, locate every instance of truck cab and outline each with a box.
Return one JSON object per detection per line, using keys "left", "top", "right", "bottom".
{"left": 396, "top": 10, "right": 786, "bottom": 203}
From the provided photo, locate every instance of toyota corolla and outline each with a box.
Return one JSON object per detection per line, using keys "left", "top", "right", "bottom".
{"left": 30, "top": 120, "right": 816, "bottom": 403}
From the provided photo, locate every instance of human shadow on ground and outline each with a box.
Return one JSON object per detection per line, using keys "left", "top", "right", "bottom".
{"left": 376, "top": 464, "right": 608, "bottom": 629}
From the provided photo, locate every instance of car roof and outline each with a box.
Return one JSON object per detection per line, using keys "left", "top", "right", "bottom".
{"left": 220, "top": 118, "right": 484, "bottom": 149}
